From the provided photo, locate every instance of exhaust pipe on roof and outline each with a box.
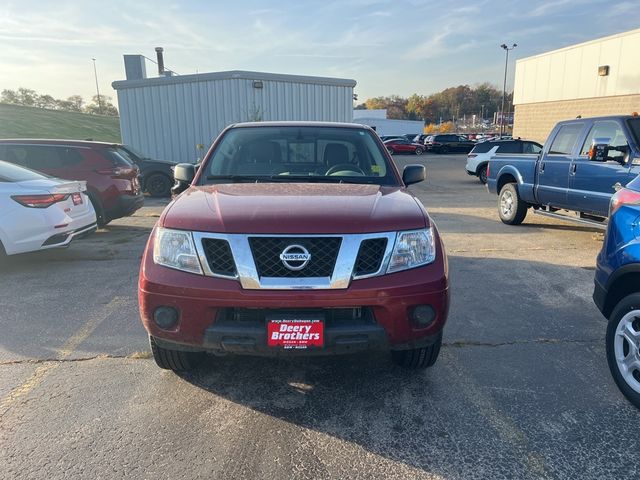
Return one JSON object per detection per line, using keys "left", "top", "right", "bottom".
{"left": 155, "top": 47, "right": 165, "bottom": 76}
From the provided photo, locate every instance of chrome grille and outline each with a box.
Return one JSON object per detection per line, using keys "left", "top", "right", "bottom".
{"left": 248, "top": 237, "right": 342, "bottom": 278}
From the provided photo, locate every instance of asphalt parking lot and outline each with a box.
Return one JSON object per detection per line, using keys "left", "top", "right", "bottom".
{"left": 1, "top": 153, "right": 637, "bottom": 480}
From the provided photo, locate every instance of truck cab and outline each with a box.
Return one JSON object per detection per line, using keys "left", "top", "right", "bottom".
{"left": 487, "top": 115, "right": 640, "bottom": 226}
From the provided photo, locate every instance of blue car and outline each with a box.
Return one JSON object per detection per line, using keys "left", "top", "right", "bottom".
{"left": 593, "top": 176, "right": 640, "bottom": 408}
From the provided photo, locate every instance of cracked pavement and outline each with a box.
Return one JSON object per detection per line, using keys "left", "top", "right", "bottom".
{"left": 0, "top": 154, "right": 637, "bottom": 479}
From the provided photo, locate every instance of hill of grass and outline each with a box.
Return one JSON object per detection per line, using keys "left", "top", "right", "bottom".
{"left": 0, "top": 103, "right": 121, "bottom": 142}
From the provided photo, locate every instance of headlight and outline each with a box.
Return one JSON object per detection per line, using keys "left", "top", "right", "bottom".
{"left": 153, "top": 227, "right": 203, "bottom": 274}
{"left": 387, "top": 228, "right": 436, "bottom": 273}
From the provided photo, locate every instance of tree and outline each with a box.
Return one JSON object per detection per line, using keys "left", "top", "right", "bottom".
{"left": 439, "top": 121, "right": 455, "bottom": 133}
{"left": 1, "top": 89, "right": 19, "bottom": 104}
{"left": 17, "top": 88, "right": 37, "bottom": 106}
{"left": 67, "top": 95, "right": 84, "bottom": 112}
{"left": 85, "top": 94, "right": 118, "bottom": 116}
{"left": 423, "top": 123, "right": 438, "bottom": 134}
{"left": 34, "top": 94, "right": 57, "bottom": 109}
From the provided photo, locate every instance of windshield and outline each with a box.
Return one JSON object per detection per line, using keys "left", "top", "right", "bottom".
{"left": 199, "top": 126, "right": 398, "bottom": 185}
{"left": 122, "top": 145, "right": 146, "bottom": 160}
{"left": 627, "top": 118, "right": 640, "bottom": 145}
{"left": 0, "top": 160, "right": 47, "bottom": 182}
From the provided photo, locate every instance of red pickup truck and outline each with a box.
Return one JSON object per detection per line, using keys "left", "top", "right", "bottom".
{"left": 138, "top": 122, "right": 449, "bottom": 371}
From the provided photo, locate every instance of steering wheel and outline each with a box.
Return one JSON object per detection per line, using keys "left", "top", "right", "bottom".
{"left": 325, "top": 164, "right": 366, "bottom": 176}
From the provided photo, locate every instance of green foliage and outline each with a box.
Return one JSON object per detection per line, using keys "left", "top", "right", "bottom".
{"left": 0, "top": 88, "right": 119, "bottom": 117}
{"left": 0, "top": 103, "right": 121, "bottom": 142}
{"left": 364, "top": 83, "right": 512, "bottom": 123}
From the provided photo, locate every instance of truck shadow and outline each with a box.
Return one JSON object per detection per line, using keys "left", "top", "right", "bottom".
{"left": 174, "top": 255, "right": 618, "bottom": 477}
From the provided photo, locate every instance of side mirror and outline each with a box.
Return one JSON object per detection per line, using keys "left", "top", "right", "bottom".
{"left": 402, "top": 164, "right": 426, "bottom": 186}
{"left": 588, "top": 137, "right": 611, "bottom": 162}
{"left": 171, "top": 163, "right": 196, "bottom": 196}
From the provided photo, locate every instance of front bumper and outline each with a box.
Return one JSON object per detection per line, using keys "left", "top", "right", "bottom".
{"left": 139, "top": 244, "right": 449, "bottom": 354}
{"left": 592, "top": 277, "right": 607, "bottom": 315}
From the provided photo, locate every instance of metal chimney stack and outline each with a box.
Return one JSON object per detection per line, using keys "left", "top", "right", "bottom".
{"left": 155, "top": 47, "right": 165, "bottom": 76}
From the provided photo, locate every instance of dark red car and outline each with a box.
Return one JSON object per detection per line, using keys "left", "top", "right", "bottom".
{"left": 139, "top": 122, "right": 449, "bottom": 371}
{"left": 383, "top": 138, "right": 424, "bottom": 155}
{"left": 0, "top": 139, "right": 143, "bottom": 225}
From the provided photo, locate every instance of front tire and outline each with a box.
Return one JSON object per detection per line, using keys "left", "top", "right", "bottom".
{"left": 606, "top": 293, "right": 640, "bottom": 409}
{"left": 149, "top": 336, "right": 204, "bottom": 371}
{"left": 415, "top": 147, "right": 423, "bottom": 155}
{"left": 498, "top": 183, "right": 527, "bottom": 225}
{"left": 439, "top": 146, "right": 449, "bottom": 154}
{"left": 387, "top": 147, "right": 395, "bottom": 155}
{"left": 391, "top": 334, "right": 442, "bottom": 369}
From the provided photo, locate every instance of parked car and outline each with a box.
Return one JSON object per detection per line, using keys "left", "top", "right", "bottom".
{"left": 384, "top": 138, "right": 424, "bottom": 155}
{"left": 486, "top": 115, "right": 640, "bottom": 226}
{"left": 0, "top": 139, "right": 144, "bottom": 226}
{"left": 466, "top": 139, "right": 543, "bottom": 184}
{"left": 379, "top": 135, "right": 407, "bottom": 142}
{"left": 0, "top": 160, "right": 96, "bottom": 258}
{"left": 117, "top": 145, "right": 177, "bottom": 197}
{"left": 593, "top": 176, "right": 640, "bottom": 409}
{"left": 140, "top": 121, "right": 450, "bottom": 371}
{"left": 403, "top": 134, "right": 421, "bottom": 142}
{"left": 424, "top": 134, "right": 475, "bottom": 154}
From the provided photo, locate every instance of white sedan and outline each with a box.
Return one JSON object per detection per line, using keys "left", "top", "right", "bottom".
{"left": 0, "top": 160, "right": 97, "bottom": 257}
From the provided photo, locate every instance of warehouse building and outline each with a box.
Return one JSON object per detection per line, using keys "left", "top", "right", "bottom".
{"left": 513, "top": 28, "right": 640, "bottom": 143}
{"left": 112, "top": 53, "right": 357, "bottom": 163}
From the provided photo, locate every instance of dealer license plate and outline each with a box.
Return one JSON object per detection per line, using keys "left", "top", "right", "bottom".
{"left": 267, "top": 316, "right": 324, "bottom": 349}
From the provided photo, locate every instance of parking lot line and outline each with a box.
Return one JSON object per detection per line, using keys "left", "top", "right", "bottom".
{"left": 0, "top": 296, "right": 127, "bottom": 420}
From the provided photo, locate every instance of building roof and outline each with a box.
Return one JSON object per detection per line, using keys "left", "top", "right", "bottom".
{"left": 112, "top": 69, "right": 357, "bottom": 90}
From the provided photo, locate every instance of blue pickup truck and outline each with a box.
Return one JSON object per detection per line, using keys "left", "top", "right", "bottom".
{"left": 487, "top": 115, "right": 640, "bottom": 226}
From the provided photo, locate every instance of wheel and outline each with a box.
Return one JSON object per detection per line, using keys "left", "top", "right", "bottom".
{"left": 439, "top": 146, "right": 449, "bottom": 154}
{"left": 87, "top": 193, "right": 109, "bottom": 227}
{"left": 391, "top": 334, "right": 442, "bottom": 369}
{"left": 498, "top": 183, "right": 527, "bottom": 225}
{"left": 478, "top": 165, "right": 488, "bottom": 184}
{"left": 387, "top": 147, "right": 394, "bottom": 155}
{"left": 606, "top": 293, "right": 640, "bottom": 409}
{"left": 145, "top": 173, "right": 172, "bottom": 197}
{"left": 149, "top": 336, "right": 204, "bottom": 371}
{"left": 325, "top": 164, "right": 366, "bottom": 176}
{"left": 415, "top": 147, "right": 423, "bottom": 156}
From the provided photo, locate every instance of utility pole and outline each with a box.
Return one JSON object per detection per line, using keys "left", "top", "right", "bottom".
{"left": 92, "top": 58, "right": 103, "bottom": 114}
{"left": 500, "top": 43, "right": 517, "bottom": 138}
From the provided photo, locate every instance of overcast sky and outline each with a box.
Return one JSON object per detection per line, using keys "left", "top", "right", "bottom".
{"left": 1, "top": 0, "right": 638, "bottom": 105}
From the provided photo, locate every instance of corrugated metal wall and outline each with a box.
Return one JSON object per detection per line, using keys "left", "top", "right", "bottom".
{"left": 115, "top": 77, "right": 355, "bottom": 163}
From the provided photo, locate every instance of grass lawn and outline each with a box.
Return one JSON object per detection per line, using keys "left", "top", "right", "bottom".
{"left": 0, "top": 103, "right": 121, "bottom": 142}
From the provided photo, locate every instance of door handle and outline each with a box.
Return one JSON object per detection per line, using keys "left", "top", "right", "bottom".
{"left": 570, "top": 164, "right": 577, "bottom": 174}
{"left": 540, "top": 162, "right": 545, "bottom": 173}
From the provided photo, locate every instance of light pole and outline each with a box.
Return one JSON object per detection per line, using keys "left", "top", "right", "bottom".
{"left": 500, "top": 43, "right": 517, "bottom": 138}
{"left": 91, "top": 58, "right": 103, "bottom": 114}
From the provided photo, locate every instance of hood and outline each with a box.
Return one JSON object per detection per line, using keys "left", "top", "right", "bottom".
{"left": 161, "top": 183, "right": 428, "bottom": 234}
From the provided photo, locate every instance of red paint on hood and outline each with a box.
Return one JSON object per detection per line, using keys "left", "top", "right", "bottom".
{"left": 161, "top": 183, "right": 428, "bottom": 234}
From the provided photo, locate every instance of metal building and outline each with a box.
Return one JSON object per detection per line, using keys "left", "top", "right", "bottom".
{"left": 111, "top": 54, "right": 357, "bottom": 163}
{"left": 513, "top": 28, "right": 640, "bottom": 143}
